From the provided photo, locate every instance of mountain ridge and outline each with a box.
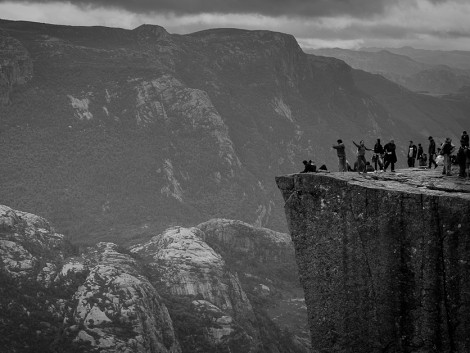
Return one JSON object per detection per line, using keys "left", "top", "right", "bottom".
{"left": 308, "top": 46, "right": 470, "bottom": 94}
{"left": 0, "top": 19, "right": 468, "bottom": 245}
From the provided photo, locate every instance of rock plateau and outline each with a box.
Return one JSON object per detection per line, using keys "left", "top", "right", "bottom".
{"left": 277, "top": 169, "right": 470, "bottom": 352}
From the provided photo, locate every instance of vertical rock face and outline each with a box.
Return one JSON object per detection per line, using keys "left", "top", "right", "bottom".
{"left": 0, "top": 30, "right": 33, "bottom": 104}
{"left": 276, "top": 170, "right": 470, "bottom": 353}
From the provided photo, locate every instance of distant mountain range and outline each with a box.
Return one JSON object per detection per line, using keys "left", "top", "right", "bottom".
{"left": 362, "top": 46, "right": 470, "bottom": 71}
{"left": 308, "top": 46, "right": 470, "bottom": 95}
{"left": 0, "top": 19, "right": 468, "bottom": 246}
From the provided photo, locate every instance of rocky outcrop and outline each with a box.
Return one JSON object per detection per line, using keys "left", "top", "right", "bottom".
{"left": 70, "top": 242, "right": 180, "bottom": 352}
{"left": 198, "top": 218, "right": 293, "bottom": 263}
{"left": 131, "top": 226, "right": 254, "bottom": 316}
{"left": 197, "top": 219, "right": 311, "bottom": 349}
{"left": 0, "top": 205, "right": 308, "bottom": 352}
{"left": 0, "top": 204, "right": 181, "bottom": 353}
{"left": 0, "top": 29, "right": 32, "bottom": 104}
{"left": 277, "top": 169, "right": 470, "bottom": 353}
{"left": 131, "top": 226, "right": 261, "bottom": 351}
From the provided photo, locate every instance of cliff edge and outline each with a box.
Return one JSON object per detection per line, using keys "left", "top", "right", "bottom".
{"left": 276, "top": 169, "right": 470, "bottom": 353}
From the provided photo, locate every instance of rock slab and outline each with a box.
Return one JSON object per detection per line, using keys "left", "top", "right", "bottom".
{"left": 276, "top": 169, "right": 470, "bottom": 352}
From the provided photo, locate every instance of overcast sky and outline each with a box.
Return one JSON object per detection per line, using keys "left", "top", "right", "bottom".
{"left": 1, "top": 0, "right": 470, "bottom": 50}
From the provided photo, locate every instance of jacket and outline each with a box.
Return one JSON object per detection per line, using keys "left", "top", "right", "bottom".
{"left": 384, "top": 142, "right": 397, "bottom": 163}
{"left": 417, "top": 146, "right": 423, "bottom": 159}
{"left": 333, "top": 143, "right": 346, "bottom": 157}
{"left": 441, "top": 142, "right": 455, "bottom": 155}
{"left": 374, "top": 142, "right": 384, "bottom": 154}
{"left": 428, "top": 139, "right": 436, "bottom": 155}
{"left": 408, "top": 145, "right": 417, "bottom": 158}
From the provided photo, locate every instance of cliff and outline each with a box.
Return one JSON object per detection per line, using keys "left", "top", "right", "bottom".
{"left": 276, "top": 169, "right": 470, "bottom": 353}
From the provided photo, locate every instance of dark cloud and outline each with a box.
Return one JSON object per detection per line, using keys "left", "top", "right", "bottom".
{"left": 0, "top": 0, "right": 404, "bottom": 18}
{"left": 429, "top": 29, "right": 470, "bottom": 39}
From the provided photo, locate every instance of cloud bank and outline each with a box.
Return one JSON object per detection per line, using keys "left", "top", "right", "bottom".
{"left": 0, "top": 0, "right": 403, "bottom": 17}
{"left": 0, "top": 0, "right": 470, "bottom": 50}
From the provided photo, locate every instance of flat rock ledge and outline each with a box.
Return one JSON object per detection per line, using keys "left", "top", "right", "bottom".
{"left": 276, "top": 168, "right": 470, "bottom": 353}
{"left": 276, "top": 168, "right": 470, "bottom": 200}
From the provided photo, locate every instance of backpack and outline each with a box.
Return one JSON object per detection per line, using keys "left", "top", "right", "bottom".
{"left": 441, "top": 142, "right": 453, "bottom": 155}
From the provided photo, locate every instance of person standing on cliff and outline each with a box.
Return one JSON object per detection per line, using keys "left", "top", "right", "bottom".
{"left": 428, "top": 136, "right": 437, "bottom": 169}
{"left": 332, "top": 139, "right": 347, "bottom": 172}
{"left": 417, "top": 143, "right": 424, "bottom": 165}
{"left": 383, "top": 139, "right": 397, "bottom": 172}
{"left": 466, "top": 143, "right": 470, "bottom": 179}
{"left": 353, "top": 140, "right": 372, "bottom": 174}
{"left": 440, "top": 137, "right": 455, "bottom": 176}
{"left": 373, "top": 138, "right": 384, "bottom": 172}
{"left": 457, "top": 140, "right": 468, "bottom": 178}
{"left": 407, "top": 141, "right": 417, "bottom": 167}
{"left": 462, "top": 131, "right": 469, "bottom": 148}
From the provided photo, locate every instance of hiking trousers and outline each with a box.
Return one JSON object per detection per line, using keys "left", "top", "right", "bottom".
{"left": 443, "top": 155, "right": 452, "bottom": 175}
{"left": 373, "top": 154, "right": 383, "bottom": 171}
{"left": 384, "top": 160, "right": 395, "bottom": 172}
{"left": 428, "top": 154, "right": 437, "bottom": 168}
{"left": 338, "top": 156, "right": 347, "bottom": 172}
{"left": 357, "top": 155, "right": 366, "bottom": 173}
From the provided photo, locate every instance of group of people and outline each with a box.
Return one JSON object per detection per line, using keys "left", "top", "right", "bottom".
{"left": 301, "top": 131, "right": 470, "bottom": 178}
{"left": 331, "top": 138, "right": 400, "bottom": 174}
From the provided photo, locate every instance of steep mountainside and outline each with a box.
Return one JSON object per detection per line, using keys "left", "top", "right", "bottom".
{"left": 0, "top": 204, "right": 308, "bottom": 353}
{"left": 309, "top": 47, "right": 470, "bottom": 94}
{"left": 0, "top": 20, "right": 468, "bottom": 244}
{"left": 277, "top": 170, "right": 470, "bottom": 353}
